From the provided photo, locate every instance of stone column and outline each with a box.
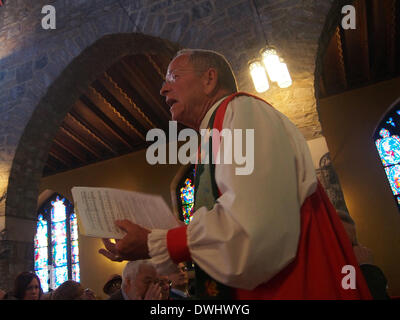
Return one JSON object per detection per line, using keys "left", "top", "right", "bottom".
{"left": 0, "top": 215, "right": 36, "bottom": 292}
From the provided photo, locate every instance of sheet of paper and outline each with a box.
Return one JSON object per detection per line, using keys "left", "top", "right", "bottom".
{"left": 71, "top": 187, "right": 180, "bottom": 239}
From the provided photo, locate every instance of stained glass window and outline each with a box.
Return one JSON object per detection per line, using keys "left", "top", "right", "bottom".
{"left": 374, "top": 100, "right": 400, "bottom": 210}
{"left": 34, "top": 194, "right": 80, "bottom": 292}
{"left": 177, "top": 166, "right": 196, "bottom": 224}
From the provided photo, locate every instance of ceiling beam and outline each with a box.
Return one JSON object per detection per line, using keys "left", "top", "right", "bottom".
{"left": 59, "top": 125, "right": 102, "bottom": 159}
{"left": 99, "top": 73, "right": 156, "bottom": 130}
{"left": 66, "top": 112, "right": 118, "bottom": 156}
{"left": 52, "top": 137, "right": 88, "bottom": 164}
{"left": 104, "top": 67, "right": 167, "bottom": 130}
{"left": 119, "top": 59, "right": 171, "bottom": 120}
{"left": 77, "top": 92, "right": 140, "bottom": 149}
{"left": 48, "top": 150, "right": 73, "bottom": 169}
{"left": 87, "top": 85, "right": 146, "bottom": 141}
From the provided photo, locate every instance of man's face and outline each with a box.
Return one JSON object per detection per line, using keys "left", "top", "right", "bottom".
{"left": 169, "top": 263, "right": 189, "bottom": 289}
{"left": 132, "top": 264, "right": 158, "bottom": 299}
{"left": 160, "top": 54, "right": 207, "bottom": 129}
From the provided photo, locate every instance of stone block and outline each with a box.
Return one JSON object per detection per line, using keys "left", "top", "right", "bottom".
{"left": 9, "top": 84, "right": 25, "bottom": 100}
{"left": 34, "top": 55, "right": 48, "bottom": 70}
{"left": 150, "top": 0, "right": 172, "bottom": 13}
{"left": 191, "top": 1, "right": 213, "bottom": 21}
{"left": 0, "top": 70, "right": 6, "bottom": 82}
{"left": 16, "top": 61, "right": 33, "bottom": 83}
{"left": 152, "top": 13, "right": 166, "bottom": 33}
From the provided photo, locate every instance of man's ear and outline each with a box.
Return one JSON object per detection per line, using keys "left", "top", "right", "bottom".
{"left": 202, "top": 68, "right": 218, "bottom": 95}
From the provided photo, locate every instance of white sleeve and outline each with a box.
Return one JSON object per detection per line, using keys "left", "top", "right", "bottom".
{"left": 149, "top": 96, "right": 314, "bottom": 289}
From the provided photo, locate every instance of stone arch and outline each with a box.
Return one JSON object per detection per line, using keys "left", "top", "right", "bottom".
{"left": 1, "top": 32, "right": 179, "bottom": 289}
{"left": 7, "top": 33, "right": 178, "bottom": 224}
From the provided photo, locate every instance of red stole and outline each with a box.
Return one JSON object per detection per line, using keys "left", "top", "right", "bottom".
{"left": 214, "top": 92, "right": 372, "bottom": 299}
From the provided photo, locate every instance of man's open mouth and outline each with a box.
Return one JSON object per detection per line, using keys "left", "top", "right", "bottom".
{"left": 167, "top": 99, "right": 178, "bottom": 108}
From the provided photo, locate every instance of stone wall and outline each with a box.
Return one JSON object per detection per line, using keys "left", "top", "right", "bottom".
{"left": 0, "top": 0, "right": 342, "bottom": 290}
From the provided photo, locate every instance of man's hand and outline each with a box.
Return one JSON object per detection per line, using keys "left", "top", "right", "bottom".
{"left": 142, "top": 283, "right": 162, "bottom": 300}
{"left": 98, "top": 220, "right": 151, "bottom": 262}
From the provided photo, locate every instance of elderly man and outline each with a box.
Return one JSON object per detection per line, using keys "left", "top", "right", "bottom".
{"left": 109, "top": 259, "right": 163, "bottom": 300}
{"left": 100, "top": 49, "right": 372, "bottom": 299}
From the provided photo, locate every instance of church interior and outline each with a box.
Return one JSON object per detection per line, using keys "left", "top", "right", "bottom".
{"left": 0, "top": 0, "right": 400, "bottom": 299}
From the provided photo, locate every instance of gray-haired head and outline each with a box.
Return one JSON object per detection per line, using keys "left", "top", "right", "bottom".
{"left": 175, "top": 49, "right": 238, "bottom": 94}
{"left": 122, "top": 259, "right": 154, "bottom": 288}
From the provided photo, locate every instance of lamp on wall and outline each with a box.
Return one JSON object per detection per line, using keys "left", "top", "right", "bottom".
{"left": 249, "top": 60, "right": 270, "bottom": 93}
{"left": 249, "top": 0, "right": 293, "bottom": 93}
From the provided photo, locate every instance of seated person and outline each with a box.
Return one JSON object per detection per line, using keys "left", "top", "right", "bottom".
{"left": 50, "top": 280, "right": 85, "bottom": 300}
{"left": 6, "top": 271, "right": 43, "bottom": 300}
{"left": 338, "top": 210, "right": 390, "bottom": 300}
{"left": 168, "top": 262, "right": 190, "bottom": 299}
{"left": 103, "top": 274, "right": 122, "bottom": 298}
{"left": 109, "top": 259, "right": 163, "bottom": 300}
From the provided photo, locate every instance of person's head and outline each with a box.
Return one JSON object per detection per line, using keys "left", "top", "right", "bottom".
{"left": 51, "top": 280, "right": 84, "bottom": 300}
{"left": 338, "top": 210, "right": 358, "bottom": 246}
{"left": 160, "top": 49, "right": 238, "bottom": 130}
{"left": 81, "top": 288, "right": 97, "bottom": 300}
{"left": 168, "top": 262, "right": 189, "bottom": 291}
{"left": 103, "top": 274, "right": 122, "bottom": 296}
{"left": 122, "top": 260, "right": 159, "bottom": 300}
{"left": 13, "top": 271, "right": 42, "bottom": 300}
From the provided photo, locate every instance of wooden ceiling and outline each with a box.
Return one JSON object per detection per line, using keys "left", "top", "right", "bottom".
{"left": 43, "top": 52, "right": 176, "bottom": 177}
{"left": 319, "top": 0, "right": 400, "bottom": 98}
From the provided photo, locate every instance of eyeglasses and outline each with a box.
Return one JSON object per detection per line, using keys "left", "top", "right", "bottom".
{"left": 179, "top": 266, "right": 188, "bottom": 272}
{"left": 162, "top": 68, "right": 204, "bottom": 87}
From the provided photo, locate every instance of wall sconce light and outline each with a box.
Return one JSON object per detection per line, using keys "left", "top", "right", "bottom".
{"left": 249, "top": 60, "right": 270, "bottom": 93}
{"left": 261, "top": 47, "right": 281, "bottom": 82}
{"left": 248, "top": 0, "right": 293, "bottom": 93}
{"left": 276, "top": 62, "right": 292, "bottom": 88}
{"left": 249, "top": 46, "right": 293, "bottom": 93}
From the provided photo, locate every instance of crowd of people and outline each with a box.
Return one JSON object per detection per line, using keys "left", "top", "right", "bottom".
{"left": 0, "top": 261, "right": 193, "bottom": 300}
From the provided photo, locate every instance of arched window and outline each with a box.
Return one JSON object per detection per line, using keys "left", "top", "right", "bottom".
{"left": 34, "top": 193, "right": 80, "bottom": 292}
{"left": 177, "top": 165, "right": 196, "bottom": 224}
{"left": 374, "top": 100, "right": 400, "bottom": 210}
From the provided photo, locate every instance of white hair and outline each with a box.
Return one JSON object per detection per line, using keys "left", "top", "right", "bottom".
{"left": 121, "top": 259, "right": 154, "bottom": 288}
